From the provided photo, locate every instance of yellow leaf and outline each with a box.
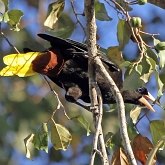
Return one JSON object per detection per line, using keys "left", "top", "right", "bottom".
{"left": 3, "top": 52, "right": 40, "bottom": 66}
{"left": 0, "top": 52, "right": 40, "bottom": 77}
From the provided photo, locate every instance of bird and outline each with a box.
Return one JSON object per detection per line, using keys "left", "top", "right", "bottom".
{"left": 0, "top": 33, "right": 156, "bottom": 111}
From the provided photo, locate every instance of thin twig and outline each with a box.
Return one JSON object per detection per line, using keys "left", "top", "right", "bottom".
{"left": 43, "top": 76, "right": 70, "bottom": 120}
{"left": 70, "top": 0, "right": 86, "bottom": 40}
{"left": 0, "top": 24, "right": 20, "bottom": 53}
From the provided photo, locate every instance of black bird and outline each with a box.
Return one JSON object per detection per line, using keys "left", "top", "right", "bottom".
{"left": 0, "top": 33, "right": 156, "bottom": 111}
{"left": 36, "top": 34, "right": 156, "bottom": 111}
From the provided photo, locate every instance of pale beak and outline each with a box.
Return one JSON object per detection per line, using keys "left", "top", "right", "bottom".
{"left": 143, "top": 92, "right": 160, "bottom": 106}
{"left": 138, "top": 92, "right": 156, "bottom": 112}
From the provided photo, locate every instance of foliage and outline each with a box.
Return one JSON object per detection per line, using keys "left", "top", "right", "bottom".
{"left": 0, "top": 0, "right": 165, "bottom": 164}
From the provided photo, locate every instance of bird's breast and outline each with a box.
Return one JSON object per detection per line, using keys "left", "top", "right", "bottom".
{"left": 32, "top": 50, "right": 64, "bottom": 76}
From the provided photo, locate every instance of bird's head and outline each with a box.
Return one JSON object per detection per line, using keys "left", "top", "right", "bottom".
{"left": 122, "top": 87, "right": 156, "bottom": 112}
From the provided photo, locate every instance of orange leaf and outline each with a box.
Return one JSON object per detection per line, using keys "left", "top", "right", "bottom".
{"left": 132, "top": 134, "right": 156, "bottom": 165}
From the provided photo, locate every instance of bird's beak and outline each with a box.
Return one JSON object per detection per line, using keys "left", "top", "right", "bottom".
{"left": 138, "top": 92, "right": 156, "bottom": 112}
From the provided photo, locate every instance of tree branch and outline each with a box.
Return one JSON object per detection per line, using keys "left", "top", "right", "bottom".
{"left": 85, "top": 1, "right": 137, "bottom": 164}
{"left": 84, "top": 0, "right": 109, "bottom": 164}
{"left": 94, "top": 59, "right": 137, "bottom": 165}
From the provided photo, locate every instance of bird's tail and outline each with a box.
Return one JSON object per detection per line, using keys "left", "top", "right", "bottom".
{"left": 0, "top": 52, "right": 40, "bottom": 77}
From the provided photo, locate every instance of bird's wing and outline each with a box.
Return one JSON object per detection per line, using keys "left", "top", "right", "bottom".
{"left": 38, "top": 33, "right": 119, "bottom": 72}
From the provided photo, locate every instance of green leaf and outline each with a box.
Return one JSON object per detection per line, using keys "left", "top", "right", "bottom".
{"left": 138, "top": 0, "right": 147, "bottom": 5}
{"left": 146, "top": 56, "right": 156, "bottom": 70}
{"left": 3, "top": 11, "right": 9, "bottom": 22}
{"left": 71, "top": 115, "right": 91, "bottom": 136}
{"left": 140, "top": 56, "right": 155, "bottom": 83}
{"left": 105, "top": 131, "right": 122, "bottom": 149}
{"left": 140, "top": 70, "right": 152, "bottom": 83}
{"left": 51, "top": 119, "right": 72, "bottom": 150}
{"left": 47, "top": 13, "right": 75, "bottom": 38}
{"left": 24, "top": 133, "right": 35, "bottom": 159}
{"left": 7, "top": 9, "right": 23, "bottom": 31}
{"left": 120, "top": 61, "right": 131, "bottom": 68}
{"left": 95, "top": 1, "right": 112, "bottom": 21}
{"left": 130, "top": 106, "right": 142, "bottom": 124}
{"left": 117, "top": 19, "right": 131, "bottom": 50}
{"left": 124, "top": 69, "right": 144, "bottom": 90}
{"left": 107, "top": 46, "right": 124, "bottom": 67}
{"left": 0, "top": 14, "right": 3, "bottom": 22}
{"left": 153, "top": 38, "right": 160, "bottom": 46}
{"left": 146, "top": 48, "right": 158, "bottom": 64}
{"left": 158, "top": 50, "right": 165, "bottom": 68}
{"left": 155, "top": 42, "right": 165, "bottom": 52}
{"left": 0, "top": 0, "right": 8, "bottom": 12}
{"left": 105, "top": 132, "right": 114, "bottom": 148}
{"left": 32, "top": 123, "right": 48, "bottom": 153}
{"left": 135, "top": 64, "right": 142, "bottom": 75}
{"left": 150, "top": 120, "right": 165, "bottom": 149}
{"left": 155, "top": 71, "right": 163, "bottom": 96}
{"left": 44, "top": 0, "right": 65, "bottom": 29}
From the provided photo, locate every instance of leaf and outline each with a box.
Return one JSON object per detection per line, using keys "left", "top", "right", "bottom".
{"left": 140, "top": 70, "right": 152, "bottom": 83}
{"left": 107, "top": 46, "right": 124, "bottom": 67}
{"left": 50, "top": 119, "right": 72, "bottom": 150}
{"left": 105, "top": 132, "right": 114, "bottom": 148}
{"left": 146, "top": 56, "right": 156, "bottom": 70}
{"left": 155, "top": 71, "right": 163, "bottom": 96}
{"left": 44, "top": 0, "right": 65, "bottom": 29}
{"left": 0, "top": 0, "right": 8, "bottom": 12}
{"left": 140, "top": 56, "right": 155, "bottom": 83}
{"left": 105, "top": 131, "right": 122, "bottom": 150}
{"left": 135, "top": 64, "right": 142, "bottom": 75}
{"left": 117, "top": 19, "right": 131, "bottom": 50}
{"left": 7, "top": 9, "right": 23, "bottom": 31}
{"left": 146, "top": 48, "right": 158, "bottom": 64}
{"left": 71, "top": 115, "right": 91, "bottom": 136}
{"left": 95, "top": 1, "right": 112, "bottom": 21}
{"left": 130, "top": 106, "right": 142, "bottom": 124}
{"left": 32, "top": 123, "right": 48, "bottom": 153}
{"left": 0, "top": 52, "right": 40, "bottom": 77}
{"left": 124, "top": 69, "right": 144, "bottom": 90}
{"left": 24, "top": 133, "right": 35, "bottom": 159}
{"left": 158, "top": 50, "right": 165, "bottom": 68}
{"left": 150, "top": 120, "right": 165, "bottom": 148}
{"left": 153, "top": 38, "right": 160, "bottom": 46}
{"left": 132, "top": 134, "right": 155, "bottom": 165}
{"left": 0, "top": 1, "right": 5, "bottom": 14}
{"left": 111, "top": 148, "right": 129, "bottom": 165}
{"left": 3, "top": 11, "right": 9, "bottom": 22}
{"left": 47, "top": 13, "right": 75, "bottom": 38}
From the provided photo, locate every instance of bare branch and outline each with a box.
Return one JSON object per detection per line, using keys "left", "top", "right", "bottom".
{"left": 84, "top": 0, "right": 109, "bottom": 164}
{"left": 94, "top": 59, "right": 137, "bottom": 165}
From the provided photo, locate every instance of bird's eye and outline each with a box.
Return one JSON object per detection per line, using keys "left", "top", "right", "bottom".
{"left": 137, "top": 87, "right": 143, "bottom": 93}
{"left": 137, "top": 87, "right": 148, "bottom": 94}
